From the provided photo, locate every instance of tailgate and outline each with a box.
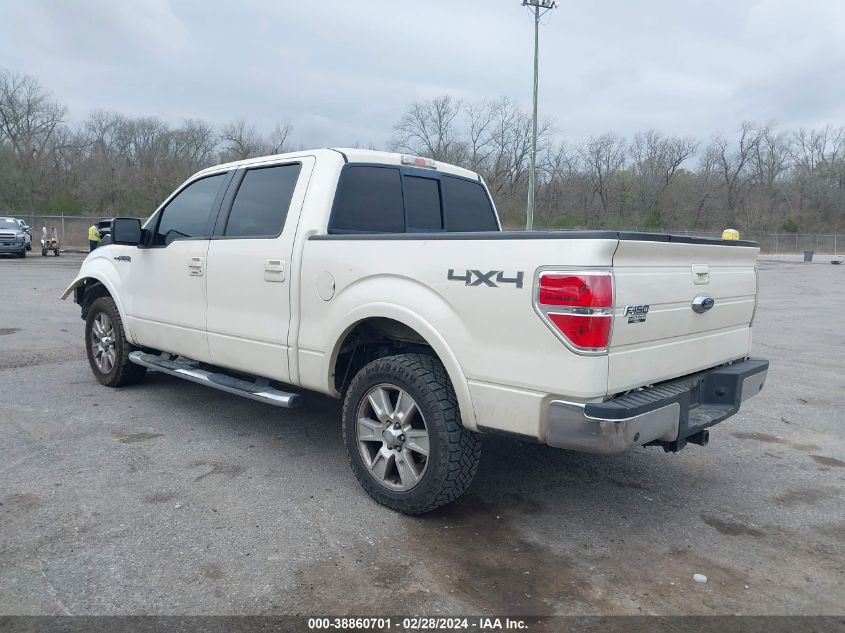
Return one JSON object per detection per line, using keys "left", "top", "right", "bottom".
{"left": 608, "top": 237, "right": 759, "bottom": 394}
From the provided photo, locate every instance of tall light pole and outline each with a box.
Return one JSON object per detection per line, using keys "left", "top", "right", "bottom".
{"left": 522, "top": 0, "right": 558, "bottom": 231}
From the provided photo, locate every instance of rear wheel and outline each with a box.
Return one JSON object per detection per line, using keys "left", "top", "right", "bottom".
{"left": 342, "top": 353, "right": 481, "bottom": 514}
{"left": 84, "top": 296, "right": 146, "bottom": 387}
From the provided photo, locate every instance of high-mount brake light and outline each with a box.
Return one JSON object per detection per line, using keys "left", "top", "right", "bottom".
{"left": 535, "top": 271, "right": 614, "bottom": 353}
{"left": 401, "top": 155, "right": 438, "bottom": 170}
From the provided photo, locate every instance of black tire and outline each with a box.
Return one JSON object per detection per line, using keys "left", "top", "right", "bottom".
{"left": 342, "top": 353, "right": 481, "bottom": 514}
{"left": 25, "top": 242, "right": 31, "bottom": 251}
{"left": 84, "top": 296, "right": 146, "bottom": 387}
{"left": 17, "top": 248, "right": 25, "bottom": 258}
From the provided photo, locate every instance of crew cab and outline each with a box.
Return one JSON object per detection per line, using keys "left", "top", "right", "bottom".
{"left": 62, "top": 149, "right": 768, "bottom": 514}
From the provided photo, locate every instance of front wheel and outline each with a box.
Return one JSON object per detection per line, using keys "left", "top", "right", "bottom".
{"left": 84, "top": 296, "right": 146, "bottom": 387}
{"left": 342, "top": 353, "right": 481, "bottom": 514}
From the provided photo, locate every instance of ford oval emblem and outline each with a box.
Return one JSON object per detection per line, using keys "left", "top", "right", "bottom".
{"left": 692, "top": 295, "right": 716, "bottom": 313}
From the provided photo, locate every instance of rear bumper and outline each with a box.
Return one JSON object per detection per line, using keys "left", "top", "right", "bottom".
{"left": 546, "top": 357, "right": 769, "bottom": 453}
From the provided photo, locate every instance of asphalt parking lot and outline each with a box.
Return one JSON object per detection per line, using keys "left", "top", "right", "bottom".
{"left": 1, "top": 253, "right": 843, "bottom": 617}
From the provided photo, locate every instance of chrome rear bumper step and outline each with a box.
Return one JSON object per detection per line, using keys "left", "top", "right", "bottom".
{"left": 128, "top": 351, "right": 301, "bottom": 408}
{"left": 545, "top": 358, "right": 768, "bottom": 454}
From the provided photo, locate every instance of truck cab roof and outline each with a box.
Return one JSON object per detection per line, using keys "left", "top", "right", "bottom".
{"left": 193, "top": 148, "right": 481, "bottom": 182}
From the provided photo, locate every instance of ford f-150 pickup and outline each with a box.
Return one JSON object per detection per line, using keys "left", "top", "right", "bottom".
{"left": 63, "top": 148, "right": 768, "bottom": 514}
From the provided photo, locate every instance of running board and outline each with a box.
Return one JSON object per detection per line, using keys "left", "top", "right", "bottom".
{"left": 128, "top": 351, "right": 301, "bottom": 408}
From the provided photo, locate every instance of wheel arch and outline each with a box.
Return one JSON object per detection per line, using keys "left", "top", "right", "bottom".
{"left": 62, "top": 271, "right": 134, "bottom": 343}
{"left": 327, "top": 308, "right": 478, "bottom": 431}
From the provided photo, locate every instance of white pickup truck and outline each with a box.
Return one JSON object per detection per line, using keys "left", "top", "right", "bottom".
{"left": 63, "top": 149, "right": 768, "bottom": 514}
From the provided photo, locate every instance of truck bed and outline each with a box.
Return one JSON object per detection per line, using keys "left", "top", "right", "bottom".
{"left": 297, "top": 230, "right": 759, "bottom": 438}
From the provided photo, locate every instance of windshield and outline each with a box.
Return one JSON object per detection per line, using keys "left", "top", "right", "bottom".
{"left": 0, "top": 219, "right": 19, "bottom": 230}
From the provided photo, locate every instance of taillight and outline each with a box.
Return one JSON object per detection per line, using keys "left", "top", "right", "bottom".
{"left": 535, "top": 271, "right": 613, "bottom": 353}
{"left": 539, "top": 274, "right": 612, "bottom": 307}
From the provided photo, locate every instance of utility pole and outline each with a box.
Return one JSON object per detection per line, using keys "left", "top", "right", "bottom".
{"left": 522, "top": 0, "right": 558, "bottom": 231}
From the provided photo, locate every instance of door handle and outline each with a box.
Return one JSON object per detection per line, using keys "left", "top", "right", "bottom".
{"left": 692, "top": 264, "right": 710, "bottom": 285}
{"left": 187, "top": 256, "right": 204, "bottom": 277}
{"left": 264, "top": 259, "right": 285, "bottom": 282}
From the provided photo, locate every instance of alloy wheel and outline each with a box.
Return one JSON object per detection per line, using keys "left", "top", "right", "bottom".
{"left": 355, "top": 383, "right": 430, "bottom": 491}
{"left": 90, "top": 312, "right": 117, "bottom": 374}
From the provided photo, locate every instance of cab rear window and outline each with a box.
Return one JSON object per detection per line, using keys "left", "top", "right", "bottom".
{"left": 404, "top": 176, "right": 442, "bottom": 231}
{"left": 329, "top": 165, "right": 497, "bottom": 234}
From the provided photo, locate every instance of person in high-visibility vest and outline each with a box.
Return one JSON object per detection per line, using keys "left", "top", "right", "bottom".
{"left": 88, "top": 224, "right": 101, "bottom": 252}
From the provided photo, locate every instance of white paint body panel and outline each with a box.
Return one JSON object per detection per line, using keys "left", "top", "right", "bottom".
{"left": 122, "top": 239, "right": 212, "bottom": 362}
{"left": 64, "top": 149, "right": 760, "bottom": 443}
{"left": 205, "top": 156, "right": 316, "bottom": 382}
{"left": 608, "top": 240, "right": 758, "bottom": 393}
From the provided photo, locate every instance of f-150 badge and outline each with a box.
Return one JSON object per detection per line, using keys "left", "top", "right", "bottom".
{"left": 625, "top": 304, "right": 649, "bottom": 323}
{"left": 447, "top": 269, "right": 524, "bottom": 288}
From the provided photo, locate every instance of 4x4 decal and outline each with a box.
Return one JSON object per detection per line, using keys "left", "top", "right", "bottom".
{"left": 447, "top": 269, "right": 524, "bottom": 288}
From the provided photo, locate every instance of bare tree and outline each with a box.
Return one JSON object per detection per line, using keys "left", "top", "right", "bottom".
{"left": 791, "top": 125, "right": 843, "bottom": 174}
{"left": 483, "top": 97, "right": 553, "bottom": 198}
{"left": 0, "top": 71, "right": 66, "bottom": 159}
{"left": 789, "top": 125, "right": 845, "bottom": 226}
{"left": 707, "top": 122, "right": 762, "bottom": 223}
{"left": 389, "top": 95, "right": 463, "bottom": 162}
{"left": 267, "top": 121, "right": 294, "bottom": 154}
{"left": 630, "top": 130, "right": 697, "bottom": 220}
{"left": 175, "top": 119, "right": 218, "bottom": 170}
{"left": 536, "top": 140, "right": 585, "bottom": 225}
{"left": 688, "top": 145, "right": 720, "bottom": 228}
{"left": 742, "top": 124, "right": 791, "bottom": 227}
{"left": 463, "top": 100, "right": 497, "bottom": 173}
{"left": 0, "top": 70, "right": 67, "bottom": 207}
{"left": 219, "top": 118, "right": 264, "bottom": 162}
{"left": 579, "top": 133, "right": 627, "bottom": 218}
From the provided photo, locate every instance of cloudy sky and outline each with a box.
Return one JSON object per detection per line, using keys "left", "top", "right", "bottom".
{"left": 1, "top": 0, "right": 843, "bottom": 147}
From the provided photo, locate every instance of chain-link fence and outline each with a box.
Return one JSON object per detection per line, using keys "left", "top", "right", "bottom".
{"left": 10, "top": 213, "right": 845, "bottom": 254}
{"left": 14, "top": 214, "right": 107, "bottom": 249}
{"left": 642, "top": 230, "right": 842, "bottom": 254}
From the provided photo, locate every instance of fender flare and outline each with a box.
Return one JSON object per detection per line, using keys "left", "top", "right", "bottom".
{"left": 325, "top": 303, "right": 479, "bottom": 431}
{"left": 61, "top": 271, "right": 135, "bottom": 344}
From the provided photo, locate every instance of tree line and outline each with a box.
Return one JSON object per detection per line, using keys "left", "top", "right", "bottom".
{"left": 389, "top": 95, "right": 844, "bottom": 232}
{"left": 0, "top": 70, "right": 294, "bottom": 219}
{"left": 1, "top": 69, "right": 843, "bottom": 232}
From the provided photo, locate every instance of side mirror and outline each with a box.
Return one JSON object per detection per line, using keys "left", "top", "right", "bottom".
{"left": 111, "top": 218, "right": 143, "bottom": 246}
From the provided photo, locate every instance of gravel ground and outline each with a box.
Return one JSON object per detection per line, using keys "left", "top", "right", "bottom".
{"left": 0, "top": 253, "right": 843, "bottom": 616}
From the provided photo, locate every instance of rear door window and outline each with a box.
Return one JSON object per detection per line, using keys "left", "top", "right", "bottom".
{"left": 330, "top": 166, "right": 404, "bottom": 233}
{"left": 442, "top": 176, "right": 498, "bottom": 232}
{"left": 225, "top": 164, "right": 301, "bottom": 237}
